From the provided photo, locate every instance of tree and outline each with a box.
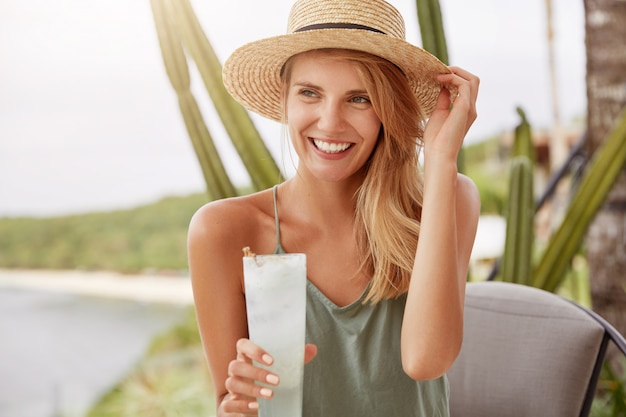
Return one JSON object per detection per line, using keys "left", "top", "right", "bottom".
{"left": 583, "top": 0, "right": 626, "bottom": 360}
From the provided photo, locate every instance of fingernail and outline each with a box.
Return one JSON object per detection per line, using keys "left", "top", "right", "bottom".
{"left": 260, "top": 387, "right": 273, "bottom": 398}
{"left": 266, "top": 374, "right": 280, "bottom": 385}
{"left": 248, "top": 401, "right": 259, "bottom": 410}
{"left": 262, "top": 354, "right": 273, "bottom": 365}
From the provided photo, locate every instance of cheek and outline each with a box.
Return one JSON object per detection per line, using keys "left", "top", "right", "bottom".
{"left": 358, "top": 113, "right": 382, "bottom": 142}
{"left": 286, "top": 106, "right": 308, "bottom": 151}
{"left": 286, "top": 101, "right": 313, "bottom": 134}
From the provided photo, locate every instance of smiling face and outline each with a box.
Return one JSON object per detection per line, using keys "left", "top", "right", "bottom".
{"left": 283, "top": 50, "right": 383, "bottom": 184}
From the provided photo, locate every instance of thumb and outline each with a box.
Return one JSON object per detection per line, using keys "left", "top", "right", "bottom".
{"left": 304, "top": 344, "right": 318, "bottom": 364}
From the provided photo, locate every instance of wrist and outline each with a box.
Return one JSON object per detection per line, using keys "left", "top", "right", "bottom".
{"left": 423, "top": 154, "right": 458, "bottom": 181}
{"left": 423, "top": 145, "right": 460, "bottom": 168}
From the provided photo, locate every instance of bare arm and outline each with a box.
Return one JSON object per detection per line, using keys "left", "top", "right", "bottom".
{"left": 188, "top": 201, "right": 276, "bottom": 415}
{"left": 401, "top": 67, "right": 481, "bottom": 380}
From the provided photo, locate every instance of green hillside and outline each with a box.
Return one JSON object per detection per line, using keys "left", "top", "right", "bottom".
{"left": 0, "top": 193, "right": 209, "bottom": 272}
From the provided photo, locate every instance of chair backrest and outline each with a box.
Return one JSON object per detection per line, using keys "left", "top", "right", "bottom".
{"left": 448, "top": 281, "right": 612, "bottom": 417}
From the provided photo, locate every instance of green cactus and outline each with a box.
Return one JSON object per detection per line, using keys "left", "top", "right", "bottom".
{"left": 415, "top": 0, "right": 449, "bottom": 65}
{"left": 533, "top": 108, "right": 626, "bottom": 292}
{"left": 498, "top": 108, "right": 535, "bottom": 284}
{"left": 165, "top": 0, "right": 282, "bottom": 191}
{"left": 501, "top": 157, "right": 535, "bottom": 284}
{"left": 513, "top": 107, "right": 535, "bottom": 162}
{"left": 150, "top": 0, "right": 235, "bottom": 200}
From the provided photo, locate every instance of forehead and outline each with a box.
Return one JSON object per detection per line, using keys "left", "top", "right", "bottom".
{"left": 287, "top": 50, "right": 364, "bottom": 83}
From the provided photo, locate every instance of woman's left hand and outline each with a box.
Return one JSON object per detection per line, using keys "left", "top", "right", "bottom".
{"left": 423, "top": 66, "right": 479, "bottom": 162}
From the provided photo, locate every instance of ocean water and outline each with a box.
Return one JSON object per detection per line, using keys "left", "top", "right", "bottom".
{"left": 0, "top": 288, "right": 186, "bottom": 417}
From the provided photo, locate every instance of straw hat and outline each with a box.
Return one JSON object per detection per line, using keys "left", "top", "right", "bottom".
{"left": 222, "top": 0, "right": 451, "bottom": 122}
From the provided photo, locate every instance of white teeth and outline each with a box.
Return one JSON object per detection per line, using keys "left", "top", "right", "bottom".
{"left": 313, "top": 139, "right": 351, "bottom": 154}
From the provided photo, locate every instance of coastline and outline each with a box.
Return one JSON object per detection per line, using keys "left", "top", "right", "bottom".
{"left": 0, "top": 271, "right": 192, "bottom": 417}
{"left": 0, "top": 269, "right": 194, "bottom": 306}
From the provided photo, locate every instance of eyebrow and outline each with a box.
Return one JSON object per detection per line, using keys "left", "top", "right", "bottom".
{"left": 292, "top": 81, "right": 369, "bottom": 96}
{"left": 292, "top": 81, "right": 320, "bottom": 89}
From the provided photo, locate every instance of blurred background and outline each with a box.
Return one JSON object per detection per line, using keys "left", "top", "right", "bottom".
{"left": 0, "top": 0, "right": 585, "bottom": 217}
{"left": 3, "top": 0, "right": 625, "bottom": 416}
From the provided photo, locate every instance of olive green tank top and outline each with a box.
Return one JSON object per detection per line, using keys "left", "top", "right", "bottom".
{"left": 272, "top": 186, "right": 450, "bottom": 417}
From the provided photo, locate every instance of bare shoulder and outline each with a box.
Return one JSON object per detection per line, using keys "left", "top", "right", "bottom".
{"left": 188, "top": 189, "right": 277, "bottom": 258}
{"left": 189, "top": 194, "right": 258, "bottom": 238}
{"left": 455, "top": 173, "right": 481, "bottom": 242}
{"left": 456, "top": 173, "right": 480, "bottom": 212}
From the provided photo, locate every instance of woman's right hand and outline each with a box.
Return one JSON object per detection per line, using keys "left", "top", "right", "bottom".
{"left": 220, "top": 338, "right": 278, "bottom": 415}
{"left": 219, "top": 339, "right": 318, "bottom": 416}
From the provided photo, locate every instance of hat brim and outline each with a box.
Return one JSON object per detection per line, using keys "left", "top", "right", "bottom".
{"left": 223, "top": 29, "right": 451, "bottom": 122}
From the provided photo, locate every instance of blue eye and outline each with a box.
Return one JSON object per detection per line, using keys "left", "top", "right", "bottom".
{"left": 351, "top": 96, "right": 370, "bottom": 104}
{"left": 300, "top": 89, "right": 317, "bottom": 97}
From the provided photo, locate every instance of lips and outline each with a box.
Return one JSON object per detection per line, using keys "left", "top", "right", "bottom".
{"left": 312, "top": 139, "right": 353, "bottom": 154}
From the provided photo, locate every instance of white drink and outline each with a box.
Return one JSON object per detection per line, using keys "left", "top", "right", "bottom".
{"left": 243, "top": 252, "right": 307, "bottom": 417}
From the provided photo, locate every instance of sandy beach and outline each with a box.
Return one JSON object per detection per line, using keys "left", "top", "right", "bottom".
{"left": 0, "top": 269, "right": 194, "bottom": 305}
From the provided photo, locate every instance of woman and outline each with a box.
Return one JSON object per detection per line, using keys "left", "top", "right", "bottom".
{"left": 188, "top": 0, "right": 480, "bottom": 415}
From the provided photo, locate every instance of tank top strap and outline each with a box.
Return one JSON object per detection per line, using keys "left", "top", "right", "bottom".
{"left": 272, "top": 185, "right": 286, "bottom": 254}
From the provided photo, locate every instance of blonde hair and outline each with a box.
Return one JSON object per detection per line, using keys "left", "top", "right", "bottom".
{"left": 282, "top": 49, "right": 425, "bottom": 303}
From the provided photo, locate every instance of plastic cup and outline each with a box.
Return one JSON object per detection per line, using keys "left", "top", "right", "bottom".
{"left": 243, "top": 253, "right": 307, "bottom": 417}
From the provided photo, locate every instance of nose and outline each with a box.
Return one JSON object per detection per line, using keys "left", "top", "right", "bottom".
{"left": 317, "top": 98, "right": 346, "bottom": 133}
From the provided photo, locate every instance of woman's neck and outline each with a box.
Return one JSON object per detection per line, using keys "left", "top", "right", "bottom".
{"left": 279, "top": 176, "right": 360, "bottom": 229}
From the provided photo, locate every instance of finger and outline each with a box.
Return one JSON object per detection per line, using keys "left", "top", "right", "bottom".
{"left": 228, "top": 358, "right": 280, "bottom": 387}
{"left": 236, "top": 338, "right": 274, "bottom": 366}
{"left": 304, "top": 344, "right": 318, "bottom": 364}
{"left": 438, "top": 74, "right": 471, "bottom": 103}
{"left": 436, "top": 73, "right": 477, "bottom": 133}
{"left": 448, "top": 66, "right": 480, "bottom": 86}
{"left": 220, "top": 392, "right": 260, "bottom": 415}
{"left": 424, "top": 89, "right": 470, "bottom": 154}
{"left": 432, "top": 84, "right": 453, "bottom": 111}
{"left": 427, "top": 87, "right": 462, "bottom": 131}
{"left": 445, "top": 67, "right": 479, "bottom": 115}
{"left": 226, "top": 371, "right": 275, "bottom": 400}
{"left": 448, "top": 66, "right": 480, "bottom": 97}
{"left": 440, "top": 68, "right": 478, "bottom": 97}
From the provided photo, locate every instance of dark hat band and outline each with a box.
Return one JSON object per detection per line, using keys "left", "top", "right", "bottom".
{"left": 295, "top": 23, "right": 385, "bottom": 35}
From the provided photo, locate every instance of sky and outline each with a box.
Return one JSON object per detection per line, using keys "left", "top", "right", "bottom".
{"left": 0, "top": 0, "right": 586, "bottom": 217}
